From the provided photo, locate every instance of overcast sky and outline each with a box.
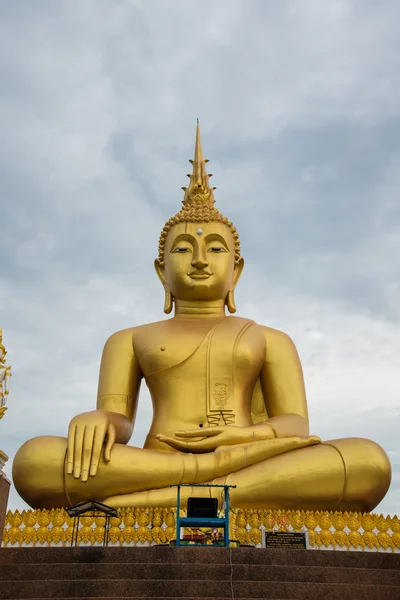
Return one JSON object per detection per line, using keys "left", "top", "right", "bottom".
{"left": 1, "top": 0, "right": 399, "bottom": 516}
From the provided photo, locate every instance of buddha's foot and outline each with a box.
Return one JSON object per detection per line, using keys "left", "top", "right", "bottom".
{"left": 104, "top": 435, "right": 321, "bottom": 508}
{"left": 215, "top": 435, "right": 321, "bottom": 466}
{"left": 104, "top": 487, "right": 179, "bottom": 508}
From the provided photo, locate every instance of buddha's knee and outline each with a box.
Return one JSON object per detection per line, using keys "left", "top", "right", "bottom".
{"left": 327, "top": 437, "right": 391, "bottom": 512}
{"left": 12, "top": 436, "right": 67, "bottom": 508}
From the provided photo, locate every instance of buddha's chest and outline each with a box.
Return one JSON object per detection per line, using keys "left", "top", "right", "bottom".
{"left": 133, "top": 319, "right": 265, "bottom": 383}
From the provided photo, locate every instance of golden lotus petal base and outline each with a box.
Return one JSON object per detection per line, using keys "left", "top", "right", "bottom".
{"left": 2, "top": 508, "right": 399, "bottom": 552}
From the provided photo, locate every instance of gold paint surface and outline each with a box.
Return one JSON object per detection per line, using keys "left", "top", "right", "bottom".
{"left": 11, "top": 124, "right": 392, "bottom": 512}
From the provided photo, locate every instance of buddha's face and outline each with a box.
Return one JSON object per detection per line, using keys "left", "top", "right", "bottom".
{"left": 157, "top": 222, "right": 243, "bottom": 303}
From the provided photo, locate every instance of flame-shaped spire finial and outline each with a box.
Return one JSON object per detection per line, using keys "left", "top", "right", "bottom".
{"left": 181, "top": 120, "right": 215, "bottom": 206}
{"left": 157, "top": 121, "right": 241, "bottom": 268}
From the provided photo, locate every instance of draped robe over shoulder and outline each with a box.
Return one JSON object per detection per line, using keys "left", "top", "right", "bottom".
{"left": 139, "top": 317, "right": 267, "bottom": 449}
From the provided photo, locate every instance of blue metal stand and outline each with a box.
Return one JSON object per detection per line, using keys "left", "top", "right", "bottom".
{"left": 170, "top": 483, "right": 236, "bottom": 547}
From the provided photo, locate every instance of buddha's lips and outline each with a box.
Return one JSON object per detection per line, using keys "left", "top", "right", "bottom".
{"left": 188, "top": 272, "right": 212, "bottom": 279}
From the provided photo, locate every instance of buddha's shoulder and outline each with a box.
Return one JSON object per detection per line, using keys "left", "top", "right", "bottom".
{"left": 229, "top": 316, "right": 297, "bottom": 350}
{"left": 104, "top": 321, "right": 168, "bottom": 346}
{"left": 131, "top": 319, "right": 174, "bottom": 341}
{"left": 249, "top": 321, "right": 297, "bottom": 350}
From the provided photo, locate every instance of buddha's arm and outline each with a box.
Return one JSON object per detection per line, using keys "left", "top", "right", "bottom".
{"left": 96, "top": 328, "right": 142, "bottom": 443}
{"left": 66, "top": 328, "right": 141, "bottom": 482}
{"left": 256, "top": 327, "right": 309, "bottom": 439}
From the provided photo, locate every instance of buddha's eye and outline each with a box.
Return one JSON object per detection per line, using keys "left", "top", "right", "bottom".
{"left": 208, "top": 247, "right": 227, "bottom": 253}
{"left": 173, "top": 247, "right": 191, "bottom": 253}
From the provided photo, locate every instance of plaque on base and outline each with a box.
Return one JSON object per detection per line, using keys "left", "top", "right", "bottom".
{"left": 265, "top": 531, "right": 307, "bottom": 549}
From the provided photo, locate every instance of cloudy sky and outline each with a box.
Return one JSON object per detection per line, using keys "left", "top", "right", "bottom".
{"left": 1, "top": 0, "right": 399, "bottom": 516}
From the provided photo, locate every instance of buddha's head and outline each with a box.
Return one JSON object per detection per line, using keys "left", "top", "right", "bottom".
{"left": 155, "top": 123, "right": 244, "bottom": 314}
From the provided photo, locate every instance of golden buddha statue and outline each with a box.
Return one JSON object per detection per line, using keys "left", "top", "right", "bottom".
{"left": 13, "top": 124, "right": 391, "bottom": 513}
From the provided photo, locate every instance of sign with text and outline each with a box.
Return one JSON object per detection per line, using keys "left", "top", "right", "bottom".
{"left": 265, "top": 531, "right": 307, "bottom": 549}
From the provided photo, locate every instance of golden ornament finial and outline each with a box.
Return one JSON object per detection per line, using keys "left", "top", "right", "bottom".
{"left": 0, "top": 328, "right": 5, "bottom": 362}
{"left": 0, "top": 328, "right": 11, "bottom": 419}
{"left": 181, "top": 120, "right": 216, "bottom": 207}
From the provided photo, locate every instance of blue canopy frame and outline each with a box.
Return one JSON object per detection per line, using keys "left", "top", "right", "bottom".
{"left": 170, "top": 483, "right": 236, "bottom": 547}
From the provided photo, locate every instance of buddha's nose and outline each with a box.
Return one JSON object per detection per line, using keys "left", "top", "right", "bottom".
{"left": 191, "top": 251, "right": 209, "bottom": 270}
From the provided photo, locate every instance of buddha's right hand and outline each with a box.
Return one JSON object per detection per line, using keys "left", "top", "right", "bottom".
{"left": 66, "top": 410, "right": 116, "bottom": 482}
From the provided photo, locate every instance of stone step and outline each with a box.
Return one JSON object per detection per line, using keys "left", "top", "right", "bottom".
{"left": 1, "top": 562, "right": 399, "bottom": 586}
{"left": 0, "top": 579, "right": 399, "bottom": 600}
{"left": 1, "top": 547, "right": 399, "bottom": 570}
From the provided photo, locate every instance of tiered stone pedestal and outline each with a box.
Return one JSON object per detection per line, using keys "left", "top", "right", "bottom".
{"left": 0, "top": 546, "right": 399, "bottom": 599}
{"left": 0, "top": 451, "right": 10, "bottom": 544}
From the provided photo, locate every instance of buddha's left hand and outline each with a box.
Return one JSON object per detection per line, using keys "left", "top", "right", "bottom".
{"left": 156, "top": 424, "right": 272, "bottom": 453}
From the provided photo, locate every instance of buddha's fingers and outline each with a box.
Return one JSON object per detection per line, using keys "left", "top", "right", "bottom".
{"left": 175, "top": 427, "right": 222, "bottom": 438}
{"left": 157, "top": 434, "right": 209, "bottom": 452}
{"left": 66, "top": 425, "right": 76, "bottom": 475}
{"left": 104, "top": 423, "right": 116, "bottom": 462}
{"left": 73, "top": 426, "right": 85, "bottom": 479}
{"left": 90, "top": 426, "right": 104, "bottom": 477}
{"left": 81, "top": 426, "right": 95, "bottom": 482}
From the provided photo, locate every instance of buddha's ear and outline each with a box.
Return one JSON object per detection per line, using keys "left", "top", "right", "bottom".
{"left": 154, "top": 259, "right": 166, "bottom": 286}
{"left": 154, "top": 259, "right": 173, "bottom": 314}
{"left": 226, "top": 258, "right": 244, "bottom": 314}
{"left": 233, "top": 257, "right": 244, "bottom": 286}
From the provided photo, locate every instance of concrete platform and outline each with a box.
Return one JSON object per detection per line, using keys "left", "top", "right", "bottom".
{"left": 0, "top": 546, "right": 399, "bottom": 599}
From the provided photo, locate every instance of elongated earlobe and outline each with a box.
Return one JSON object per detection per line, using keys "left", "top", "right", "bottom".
{"left": 164, "top": 289, "right": 173, "bottom": 314}
{"left": 226, "top": 289, "right": 236, "bottom": 314}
